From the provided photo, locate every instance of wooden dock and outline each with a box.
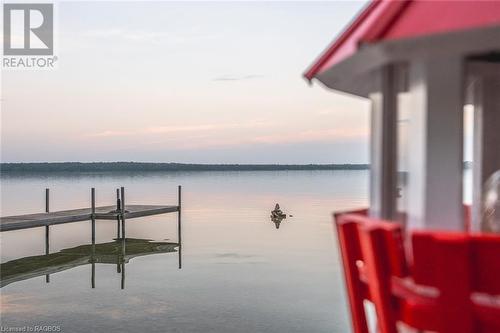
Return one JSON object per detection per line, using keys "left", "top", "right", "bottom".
{"left": 0, "top": 186, "right": 183, "bottom": 288}
{"left": 0, "top": 204, "right": 179, "bottom": 231}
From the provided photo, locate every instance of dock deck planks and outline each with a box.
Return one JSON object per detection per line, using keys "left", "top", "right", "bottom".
{"left": 0, "top": 205, "right": 179, "bottom": 232}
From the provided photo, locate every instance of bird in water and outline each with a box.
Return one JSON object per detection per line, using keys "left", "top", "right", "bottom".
{"left": 270, "top": 204, "right": 288, "bottom": 229}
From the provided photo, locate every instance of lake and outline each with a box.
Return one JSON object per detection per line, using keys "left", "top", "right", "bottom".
{"left": 0, "top": 170, "right": 370, "bottom": 333}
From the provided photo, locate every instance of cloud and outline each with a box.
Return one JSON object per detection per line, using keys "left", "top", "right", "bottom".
{"left": 138, "top": 127, "right": 368, "bottom": 150}
{"left": 87, "top": 130, "right": 134, "bottom": 138}
{"left": 87, "top": 121, "right": 269, "bottom": 138}
{"left": 317, "top": 109, "right": 337, "bottom": 116}
{"left": 82, "top": 28, "right": 218, "bottom": 45}
{"left": 212, "top": 74, "right": 264, "bottom": 82}
{"left": 83, "top": 28, "right": 123, "bottom": 38}
{"left": 83, "top": 29, "right": 173, "bottom": 45}
{"left": 252, "top": 128, "right": 368, "bottom": 145}
{"left": 84, "top": 122, "right": 367, "bottom": 152}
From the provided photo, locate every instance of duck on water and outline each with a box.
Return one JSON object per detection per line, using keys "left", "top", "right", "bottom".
{"left": 270, "top": 204, "right": 291, "bottom": 229}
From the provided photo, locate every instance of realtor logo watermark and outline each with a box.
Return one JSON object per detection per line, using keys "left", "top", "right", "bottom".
{"left": 2, "top": 3, "right": 58, "bottom": 69}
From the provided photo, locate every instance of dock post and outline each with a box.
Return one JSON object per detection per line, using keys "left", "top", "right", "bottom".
{"left": 45, "top": 188, "right": 50, "bottom": 250}
{"left": 91, "top": 188, "right": 96, "bottom": 244}
{"left": 120, "top": 187, "right": 126, "bottom": 281}
{"left": 45, "top": 226, "right": 50, "bottom": 254}
{"left": 45, "top": 188, "right": 49, "bottom": 213}
{"left": 116, "top": 188, "right": 121, "bottom": 210}
{"left": 45, "top": 188, "right": 50, "bottom": 283}
{"left": 91, "top": 188, "right": 96, "bottom": 288}
{"left": 45, "top": 222, "right": 50, "bottom": 283}
{"left": 116, "top": 189, "right": 121, "bottom": 239}
{"left": 120, "top": 187, "right": 126, "bottom": 239}
{"left": 120, "top": 214, "right": 126, "bottom": 290}
{"left": 178, "top": 185, "right": 182, "bottom": 269}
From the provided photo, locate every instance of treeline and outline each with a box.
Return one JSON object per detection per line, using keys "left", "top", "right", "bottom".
{"left": 0, "top": 162, "right": 370, "bottom": 173}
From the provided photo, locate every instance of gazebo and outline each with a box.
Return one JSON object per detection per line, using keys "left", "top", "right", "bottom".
{"left": 305, "top": 0, "right": 500, "bottom": 232}
{"left": 305, "top": 1, "right": 500, "bottom": 332}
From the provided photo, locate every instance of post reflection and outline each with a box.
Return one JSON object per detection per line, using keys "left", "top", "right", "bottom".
{"left": 91, "top": 242, "right": 96, "bottom": 289}
{"left": 121, "top": 237, "right": 125, "bottom": 290}
{"left": 1, "top": 238, "right": 181, "bottom": 289}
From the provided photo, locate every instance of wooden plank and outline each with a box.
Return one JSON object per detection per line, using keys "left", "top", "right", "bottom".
{"left": 0, "top": 205, "right": 179, "bottom": 232}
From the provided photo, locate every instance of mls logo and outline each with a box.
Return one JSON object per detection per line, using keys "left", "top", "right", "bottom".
{"left": 3, "top": 3, "right": 53, "bottom": 55}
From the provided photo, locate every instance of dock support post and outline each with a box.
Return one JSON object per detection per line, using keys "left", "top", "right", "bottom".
{"left": 45, "top": 188, "right": 50, "bottom": 283}
{"left": 45, "top": 188, "right": 50, "bottom": 213}
{"left": 116, "top": 189, "right": 121, "bottom": 239}
{"left": 120, "top": 187, "right": 126, "bottom": 239}
{"left": 45, "top": 188, "right": 50, "bottom": 252}
{"left": 120, "top": 202, "right": 126, "bottom": 290}
{"left": 45, "top": 226, "right": 50, "bottom": 254}
{"left": 91, "top": 188, "right": 96, "bottom": 288}
{"left": 91, "top": 188, "right": 96, "bottom": 244}
{"left": 178, "top": 185, "right": 182, "bottom": 269}
{"left": 45, "top": 224, "right": 50, "bottom": 283}
{"left": 120, "top": 186, "right": 126, "bottom": 287}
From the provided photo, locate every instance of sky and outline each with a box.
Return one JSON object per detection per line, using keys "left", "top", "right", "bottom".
{"left": 1, "top": 1, "right": 372, "bottom": 164}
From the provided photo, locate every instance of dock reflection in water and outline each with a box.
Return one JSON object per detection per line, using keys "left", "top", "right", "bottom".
{"left": 0, "top": 238, "right": 181, "bottom": 289}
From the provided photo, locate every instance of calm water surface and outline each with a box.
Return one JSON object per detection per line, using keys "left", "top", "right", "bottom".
{"left": 0, "top": 170, "right": 369, "bottom": 332}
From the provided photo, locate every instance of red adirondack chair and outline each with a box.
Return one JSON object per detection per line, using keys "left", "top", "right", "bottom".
{"left": 335, "top": 210, "right": 500, "bottom": 333}
{"left": 411, "top": 232, "right": 500, "bottom": 333}
{"left": 335, "top": 211, "right": 439, "bottom": 333}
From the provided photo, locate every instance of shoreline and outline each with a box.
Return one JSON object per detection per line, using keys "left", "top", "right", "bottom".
{"left": 0, "top": 162, "right": 370, "bottom": 174}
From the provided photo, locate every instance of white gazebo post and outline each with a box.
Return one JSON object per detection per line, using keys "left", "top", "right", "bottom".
{"left": 369, "top": 65, "right": 398, "bottom": 220}
{"left": 406, "top": 56, "right": 465, "bottom": 230}
{"left": 471, "top": 62, "right": 500, "bottom": 231}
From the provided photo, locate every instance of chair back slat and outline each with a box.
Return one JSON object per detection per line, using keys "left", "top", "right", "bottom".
{"left": 359, "top": 226, "right": 399, "bottom": 333}
{"left": 379, "top": 223, "right": 407, "bottom": 278}
{"left": 471, "top": 235, "right": 500, "bottom": 295}
{"left": 431, "top": 234, "right": 474, "bottom": 333}
{"left": 335, "top": 211, "right": 407, "bottom": 333}
{"left": 411, "top": 232, "right": 438, "bottom": 286}
{"left": 412, "top": 232, "right": 500, "bottom": 332}
{"left": 335, "top": 214, "right": 369, "bottom": 333}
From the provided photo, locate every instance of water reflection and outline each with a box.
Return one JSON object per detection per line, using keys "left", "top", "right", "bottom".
{"left": 270, "top": 216, "right": 284, "bottom": 229}
{"left": 0, "top": 170, "right": 372, "bottom": 332}
{"left": 0, "top": 238, "right": 180, "bottom": 288}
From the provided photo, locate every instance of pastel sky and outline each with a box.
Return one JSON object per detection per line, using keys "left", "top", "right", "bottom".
{"left": 1, "top": 1, "right": 372, "bottom": 164}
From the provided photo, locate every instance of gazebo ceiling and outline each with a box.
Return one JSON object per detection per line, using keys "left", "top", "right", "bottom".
{"left": 305, "top": 0, "right": 500, "bottom": 83}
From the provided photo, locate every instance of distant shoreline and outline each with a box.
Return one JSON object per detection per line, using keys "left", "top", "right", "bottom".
{"left": 0, "top": 162, "right": 370, "bottom": 173}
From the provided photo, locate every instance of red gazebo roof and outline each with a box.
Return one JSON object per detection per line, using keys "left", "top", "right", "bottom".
{"left": 305, "top": 0, "right": 500, "bottom": 81}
